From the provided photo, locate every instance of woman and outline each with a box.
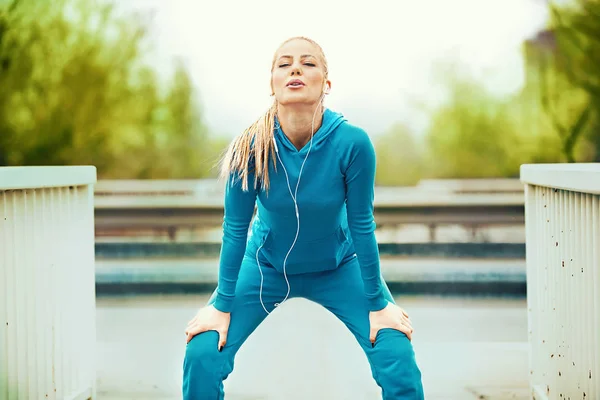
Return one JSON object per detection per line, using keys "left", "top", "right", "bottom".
{"left": 183, "top": 36, "right": 424, "bottom": 399}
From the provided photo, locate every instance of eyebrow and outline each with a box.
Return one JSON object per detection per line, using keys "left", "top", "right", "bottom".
{"left": 278, "top": 54, "right": 317, "bottom": 60}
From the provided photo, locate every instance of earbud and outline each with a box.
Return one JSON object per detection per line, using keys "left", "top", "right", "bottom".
{"left": 272, "top": 136, "right": 279, "bottom": 153}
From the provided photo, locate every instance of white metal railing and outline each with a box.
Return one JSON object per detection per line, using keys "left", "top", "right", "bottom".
{"left": 521, "top": 163, "right": 600, "bottom": 400}
{"left": 0, "top": 166, "right": 97, "bottom": 400}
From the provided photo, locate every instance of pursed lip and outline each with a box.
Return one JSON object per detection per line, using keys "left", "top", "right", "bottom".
{"left": 286, "top": 79, "right": 305, "bottom": 87}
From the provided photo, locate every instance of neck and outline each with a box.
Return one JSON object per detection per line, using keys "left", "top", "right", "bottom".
{"left": 277, "top": 103, "right": 324, "bottom": 151}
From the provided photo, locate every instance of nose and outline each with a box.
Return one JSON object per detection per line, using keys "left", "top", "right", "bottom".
{"left": 291, "top": 64, "right": 302, "bottom": 76}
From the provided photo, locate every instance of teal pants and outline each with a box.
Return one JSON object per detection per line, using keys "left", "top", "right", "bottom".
{"left": 182, "top": 250, "right": 424, "bottom": 399}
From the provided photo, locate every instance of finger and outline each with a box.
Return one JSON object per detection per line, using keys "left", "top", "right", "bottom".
{"left": 397, "top": 323, "right": 413, "bottom": 341}
{"left": 186, "top": 322, "right": 203, "bottom": 338}
{"left": 186, "top": 321, "right": 208, "bottom": 342}
{"left": 369, "top": 328, "right": 377, "bottom": 345}
{"left": 186, "top": 331, "right": 199, "bottom": 344}
{"left": 185, "top": 320, "right": 198, "bottom": 332}
{"left": 402, "top": 328, "right": 413, "bottom": 341}
{"left": 218, "top": 329, "right": 228, "bottom": 352}
{"left": 185, "top": 325, "right": 194, "bottom": 338}
{"left": 403, "top": 321, "right": 414, "bottom": 336}
{"left": 185, "top": 325, "right": 196, "bottom": 336}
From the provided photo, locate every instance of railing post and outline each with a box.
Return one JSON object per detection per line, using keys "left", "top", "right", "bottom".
{"left": 0, "top": 166, "right": 97, "bottom": 400}
{"left": 521, "top": 163, "right": 600, "bottom": 400}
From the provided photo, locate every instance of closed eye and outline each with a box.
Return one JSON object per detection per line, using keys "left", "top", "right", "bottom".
{"left": 278, "top": 62, "right": 316, "bottom": 68}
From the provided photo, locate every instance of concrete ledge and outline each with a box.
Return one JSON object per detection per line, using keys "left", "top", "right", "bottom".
{"left": 417, "top": 178, "right": 524, "bottom": 194}
{"left": 0, "top": 166, "right": 97, "bottom": 190}
{"left": 93, "top": 191, "right": 525, "bottom": 208}
{"left": 96, "top": 281, "right": 527, "bottom": 298}
{"left": 94, "top": 242, "right": 526, "bottom": 260}
{"left": 520, "top": 163, "right": 600, "bottom": 195}
{"left": 95, "top": 258, "right": 527, "bottom": 297}
{"left": 95, "top": 179, "right": 219, "bottom": 196}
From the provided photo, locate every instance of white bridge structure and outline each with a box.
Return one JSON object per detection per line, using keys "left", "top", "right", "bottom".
{"left": 0, "top": 164, "right": 598, "bottom": 399}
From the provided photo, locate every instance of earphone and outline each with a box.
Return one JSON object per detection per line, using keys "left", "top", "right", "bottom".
{"left": 256, "top": 91, "right": 327, "bottom": 315}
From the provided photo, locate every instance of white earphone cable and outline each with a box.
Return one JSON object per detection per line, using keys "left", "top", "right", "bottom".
{"left": 256, "top": 92, "right": 327, "bottom": 314}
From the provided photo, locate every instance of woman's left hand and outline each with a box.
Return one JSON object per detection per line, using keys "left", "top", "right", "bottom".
{"left": 369, "top": 302, "right": 413, "bottom": 345}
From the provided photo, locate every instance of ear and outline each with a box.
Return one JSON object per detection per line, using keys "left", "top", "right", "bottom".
{"left": 323, "top": 79, "right": 331, "bottom": 95}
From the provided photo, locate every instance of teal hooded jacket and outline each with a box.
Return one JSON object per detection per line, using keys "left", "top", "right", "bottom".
{"left": 214, "top": 108, "right": 387, "bottom": 313}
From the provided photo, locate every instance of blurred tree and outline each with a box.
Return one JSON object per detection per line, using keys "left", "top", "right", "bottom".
{"left": 424, "top": 74, "right": 527, "bottom": 178}
{"left": 520, "top": 0, "right": 600, "bottom": 162}
{"left": 523, "top": 28, "right": 595, "bottom": 163}
{"left": 0, "top": 0, "right": 216, "bottom": 178}
{"left": 376, "top": 2, "right": 600, "bottom": 181}
{"left": 161, "top": 61, "right": 211, "bottom": 178}
{"left": 555, "top": 0, "right": 600, "bottom": 161}
{"left": 550, "top": 1, "right": 600, "bottom": 102}
{"left": 374, "top": 123, "right": 423, "bottom": 186}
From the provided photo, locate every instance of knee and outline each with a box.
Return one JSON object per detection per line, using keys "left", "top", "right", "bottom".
{"left": 370, "top": 329, "right": 423, "bottom": 398}
{"left": 183, "top": 330, "right": 223, "bottom": 380}
{"left": 373, "top": 328, "right": 417, "bottom": 362}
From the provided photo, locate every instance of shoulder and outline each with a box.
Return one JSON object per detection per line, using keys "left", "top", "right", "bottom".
{"left": 329, "top": 120, "right": 376, "bottom": 176}
{"left": 333, "top": 120, "right": 371, "bottom": 143}
{"left": 331, "top": 120, "right": 375, "bottom": 158}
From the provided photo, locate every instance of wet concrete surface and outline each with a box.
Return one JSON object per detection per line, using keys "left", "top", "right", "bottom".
{"left": 96, "top": 293, "right": 529, "bottom": 400}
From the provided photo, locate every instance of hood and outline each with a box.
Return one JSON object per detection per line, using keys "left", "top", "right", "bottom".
{"left": 274, "top": 108, "right": 346, "bottom": 154}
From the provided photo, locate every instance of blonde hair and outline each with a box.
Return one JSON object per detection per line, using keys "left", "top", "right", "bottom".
{"left": 219, "top": 36, "right": 329, "bottom": 192}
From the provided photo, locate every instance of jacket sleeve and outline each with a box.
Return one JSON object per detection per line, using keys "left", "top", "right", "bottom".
{"left": 343, "top": 129, "right": 388, "bottom": 312}
{"left": 213, "top": 171, "right": 257, "bottom": 313}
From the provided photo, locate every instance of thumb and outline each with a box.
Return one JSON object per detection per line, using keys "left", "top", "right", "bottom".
{"left": 369, "top": 327, "right": 377, "bottom": 347}
{"left": 218, "top": 329, "right": 228, "bottom": 352}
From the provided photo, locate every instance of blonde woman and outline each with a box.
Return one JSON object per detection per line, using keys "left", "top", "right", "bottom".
{"left": 183, "top": 36, "right": 424, "bottom": 399}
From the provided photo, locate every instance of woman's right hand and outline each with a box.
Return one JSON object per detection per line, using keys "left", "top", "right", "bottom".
{"left": 185, "top": 304, "right": 231, "bottom": 350}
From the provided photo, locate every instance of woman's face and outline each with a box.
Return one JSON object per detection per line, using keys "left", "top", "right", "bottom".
{"left": 271, "top": 39, "right": 330, "bottom": 107}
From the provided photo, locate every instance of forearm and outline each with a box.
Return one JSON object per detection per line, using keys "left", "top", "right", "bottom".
{"left": 343, "top": 126, "right": 387, "bottom": 312}
{"left": 213, "top": 175, "right": 257, "bottom": 313}
{"left": 214, "top": 221, "right": 252, "bottom": 312}
{"left": 351, "top": 230, "right": 387, "bottom": 311}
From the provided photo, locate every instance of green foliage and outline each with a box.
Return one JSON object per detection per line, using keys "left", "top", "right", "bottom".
{"left": 419, "top": 63, "right": 569, "bottom": 180}
{"left": 0, "top": 0, "right": 219, "bottom": 178}
{"left": 374, "top": 123, "right": 423, "bottom": 186}
{"left": 424, "top": 77, "right": 522, "bottom": 178}
{"left": 375, "top": 0, "right": 600, "bottom": 185}
{"left": 525, "top": 0, "right": 600, "bottom": 162}
{"left": 550, "top": 0, "right": 600, "bottom": 100}
{"left": 3, "top": 0, "right": 599, "bottom": 183}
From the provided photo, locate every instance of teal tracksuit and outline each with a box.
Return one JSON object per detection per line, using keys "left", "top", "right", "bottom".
{"left": 183, "top": 109, "right": 424, "bottom": 399}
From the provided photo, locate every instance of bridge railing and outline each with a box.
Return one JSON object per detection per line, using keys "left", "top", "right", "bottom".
{"left": 93, "top": 179, "right": 526, "bottom": 242}
{"left": 0, "top": 166, "right": 97, "bottom": 400}
{"left": 521, "top": 163, "right": 600, "bottom": 400}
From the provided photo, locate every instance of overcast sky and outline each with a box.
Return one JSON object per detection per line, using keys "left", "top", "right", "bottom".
{"left": 122, "top": 0, "right": 550, "bottom": 138}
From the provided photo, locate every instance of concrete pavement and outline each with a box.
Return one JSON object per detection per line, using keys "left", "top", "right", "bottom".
{"left": 95, "top": 294, "right": 530, "bottom": 400}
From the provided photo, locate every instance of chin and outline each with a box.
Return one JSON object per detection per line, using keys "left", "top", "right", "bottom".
{"left": 277, "top": 94, "right": 321, "bottom": 107}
